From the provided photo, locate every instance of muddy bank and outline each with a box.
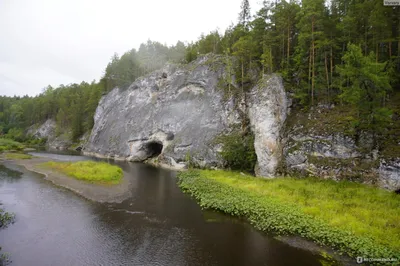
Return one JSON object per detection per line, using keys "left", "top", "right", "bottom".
{"left": 1, "top": 157, "right": 132, "bottom": 203}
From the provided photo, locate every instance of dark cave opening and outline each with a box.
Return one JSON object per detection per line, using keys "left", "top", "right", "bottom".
{"left": 144, "top": 141, "right": 163, "bottom": 159}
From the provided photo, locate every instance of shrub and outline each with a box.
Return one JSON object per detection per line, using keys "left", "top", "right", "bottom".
{"left": 0, "top": 138, "right": 24, "bottom": 152}
{"left": 215, "top": 131, "right": 257, "bottom": 173}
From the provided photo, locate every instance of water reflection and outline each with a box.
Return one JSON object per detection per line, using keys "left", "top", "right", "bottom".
{"left": 0, "top": 164, "right": 23, "bottom": 182}
{"left": 0, "top": 155, "right": 331, "bottom": 266}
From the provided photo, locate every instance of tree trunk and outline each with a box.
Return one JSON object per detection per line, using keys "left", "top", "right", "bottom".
{"left": 398, "top": 40, "right": 400, "bottom": 57}
{"left": 311, "top": 17, "right": 315, "bottom": 106}
{"left": 308, "top": 47, "right": 312, "bottom": 98}
{"left": 389, "top": 41, "right": 392, "bottom": 58}
{"left": 270, "top": 47, "right": 273, "bottom": 73}
{"left": 325, "top": 51, "right": 329, "bottom": 102}
{"left": 241, "top": 60, "right": 244, "bottom": 94}
{"left": 330, "top": 46, "right": 333, "bottom": 87}
{"left": 287, "top": 23, "right": 290, "bottom": 67}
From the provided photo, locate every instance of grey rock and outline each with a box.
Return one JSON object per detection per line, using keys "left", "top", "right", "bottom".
{"left": 85, "top": 56, "right": 288, "bottom": 175}
{"left": 85, "top": 55, "right": 241, "bottom": 168}
{"left": 27, "top": 119, "right": 72, "bottom": 150}
{"left": 27, "top": 119, "right": 56, "bottom": 139}
{"left": 379, "top": 159, "right": 400, "bottom": 191}
{"left": 248, "top": 75, "right": 288, "bottom": 177}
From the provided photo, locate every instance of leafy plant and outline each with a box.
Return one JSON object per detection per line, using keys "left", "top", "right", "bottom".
{"left": 214, "top": 131, "right": 257, "bottom": 173}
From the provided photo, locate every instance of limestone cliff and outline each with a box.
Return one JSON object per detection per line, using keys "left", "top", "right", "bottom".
{"left": 83, "top": 54, "right": 399, "bottom": 191}
{"left": 84, "top": 55, "right": 287, "bottom": 175}
{"left": 27, "top": 119, "right": 72, "bottom": 150}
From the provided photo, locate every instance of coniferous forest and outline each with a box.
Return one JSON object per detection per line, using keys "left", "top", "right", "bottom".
{"left": 0, "top": 0, "right": 399, "bottom": 146}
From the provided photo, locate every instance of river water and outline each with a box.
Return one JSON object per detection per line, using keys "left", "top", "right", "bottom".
{"left": 0, "top": 153, "right": 330, "bottom": 266}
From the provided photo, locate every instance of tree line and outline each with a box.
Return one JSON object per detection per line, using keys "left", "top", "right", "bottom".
{"left": 0, "top": 41, "right": 186, "bottom": 142}
{"left": 186, "top": 0, "right": 400, "bottom": 140}
{"left": 1, "top": 0, "right": 399, "bottom": 145}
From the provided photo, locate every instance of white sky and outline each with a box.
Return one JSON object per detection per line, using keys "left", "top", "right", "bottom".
{"left": 0, "top": 0, "right": 263, "bottom": 97}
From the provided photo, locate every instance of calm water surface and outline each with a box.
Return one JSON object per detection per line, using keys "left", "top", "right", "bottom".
{"left": 0, "top": 153, "right": 329, "bottom": 266}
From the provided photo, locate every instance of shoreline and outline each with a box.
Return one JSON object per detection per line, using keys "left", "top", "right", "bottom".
{"left": 177, "top": 170, "right": 400, "bottom": 265}
{"left": 2, "top": 157, "right": 132, "bottom": 203}
{"left": 82, "top": 150, "right": 186, "bottom": 171}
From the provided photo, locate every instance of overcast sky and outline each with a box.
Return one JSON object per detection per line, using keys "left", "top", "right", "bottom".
{"left": 0, "top": 0, "right": 263, "bottom": 97}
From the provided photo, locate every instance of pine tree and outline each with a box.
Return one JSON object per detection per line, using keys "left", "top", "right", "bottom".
{"left": 238, "top": 0, "right": 251, "bottom": 29}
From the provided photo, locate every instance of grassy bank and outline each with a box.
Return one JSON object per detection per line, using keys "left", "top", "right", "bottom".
{"left": 3, "top": 153, "right": 33, "bottom": 160}
{"left": 0, "top": 139, "right": 24, "bottom": 152}
{"left": 40, "top": 161, "right": 123, "bottom": 185}
{"left": 177, "top": 170, "right": 400, "bottom": 261}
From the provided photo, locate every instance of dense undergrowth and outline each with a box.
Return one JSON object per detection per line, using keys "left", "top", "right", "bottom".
{"left": 0, "top": 139, "right": 24, "bottom": 152}
{"left": 40, "top": 161, "right": 123, "bottom": 184}
{"left": 177, "top": 170, "right": 400, "bottom": 262}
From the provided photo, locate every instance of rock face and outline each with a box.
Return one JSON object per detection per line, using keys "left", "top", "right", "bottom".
{"left": 85, "top": 56, "right": 237, "bottom": 169}
{"left": 379, "top": 159, "right": 400, "bottom": 190}
{"left": 84, "top": 54, "right": 399, "bottom": 191}
{"left": 248, "top": 76, "right": 287, "bottom": 177}
{"left": 27, "top": 119, "right": 72, "bottom": 150}
{"left": 28, "top": 119, "right": 56, "bottom": 139}
{"left": 85, "top": 56, "right": 287, "bottom": 175}
{"left": 282, "top": 105, "right": 400, "bottom": 191}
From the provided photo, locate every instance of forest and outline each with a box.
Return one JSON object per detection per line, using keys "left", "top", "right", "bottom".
{"left": 1, "top": 0, "right": 399, "bottom": 147}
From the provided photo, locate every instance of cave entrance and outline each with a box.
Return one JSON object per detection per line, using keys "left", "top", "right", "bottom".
{"left": 143, "top": 141, "right": 163, "bottom": 159}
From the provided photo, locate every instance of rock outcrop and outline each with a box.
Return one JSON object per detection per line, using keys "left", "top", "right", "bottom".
{"left": 379, "top": 159, "right": 400, "bottom": 190}
{"left": 83, "top": 54, "right": 399, "bottom": 191}
{"left": 84, "top": 55, "right": 287, "bottom": 176}
{"left": 282, "top": 105, "right": 400, "bottom": 191}
{"left": 248, "top": 77, "right": 287, "bottom": 177}
{"left": 27, "top": 119, "right": 72, "bottom": 150}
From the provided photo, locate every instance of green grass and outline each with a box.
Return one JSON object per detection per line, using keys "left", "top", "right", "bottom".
{"left": 4, "top": 153, "right": 33, "bottom": 160}
{"left": 40, "top": 161, "right": 123, "bottom": 184}
{"left": 177, "top": 170, "right": 400, "bottom": 261}
{"left": 0, "top": 138, "right": 24, "bottom": 152}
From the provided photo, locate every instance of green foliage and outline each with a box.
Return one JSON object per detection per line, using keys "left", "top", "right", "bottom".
{"left": 0, "top": 207, "right": 15, "bottom": 229}
{"left": 185, "top": 151, "right": 195, "bottom": 169}
{"left": 177, "top": 170, "right": 400, "bottom": 261}
{"left": 0, "top": 138, "right": 24, "bottom": 152}
{"left": 104, "top": 40, "right": 186, "bottom": 91}
{"left": 238, "top": 0, "right": 251, "bottom": 28}
{"left": 0, "top": 205, "right": 15, "bottom": 266}
{"left": 215, "top": 131, "right": 256, "bottom": 173}
{"left": 336, "top": 43, "right": 392, "bottom": 134}
{"left": 40, "top": 161, "right": 123, "bottom": 184}
{"left": 3, "top": 153, "right": 33, "bottom": 160}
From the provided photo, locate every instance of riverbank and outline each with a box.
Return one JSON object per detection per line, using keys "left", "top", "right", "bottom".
{"left": 177, "top": 170, "right": 400, "bottom": 263}
{"left": 1, "top": 156, "right": 131, "bottom": 203}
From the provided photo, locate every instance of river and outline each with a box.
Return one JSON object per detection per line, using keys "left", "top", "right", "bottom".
{"left": 0, "top": 152, "right": 331, "bottom": 266}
